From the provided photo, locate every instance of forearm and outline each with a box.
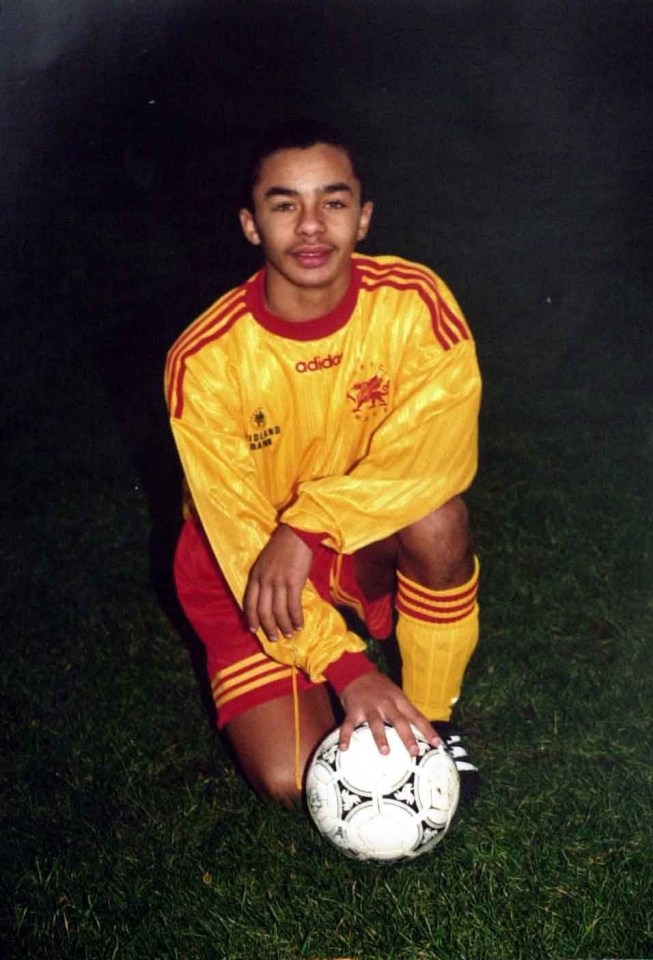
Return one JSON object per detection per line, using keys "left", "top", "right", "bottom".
{"left": 282, "top": 342, "right": 481, "bottom": 553}
{"left": 283, "top": 405, "right": 479, "bottom": 553}
{"left": 170, "top": 415, "right": 277, "bottom": 602}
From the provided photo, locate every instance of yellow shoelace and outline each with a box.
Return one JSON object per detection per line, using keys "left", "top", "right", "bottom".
{"left": 291, "top": 647, "right": 302, "bottom": 792}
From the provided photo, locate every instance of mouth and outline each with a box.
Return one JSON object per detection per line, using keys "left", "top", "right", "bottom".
{"left": 290, "top": 246, "right": 334, "bottom": 269}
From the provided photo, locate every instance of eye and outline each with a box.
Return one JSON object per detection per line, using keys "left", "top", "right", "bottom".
{"left": 272, "top": 201, "right": 295, "bottom": 212}
{"left": 325, "top": 199, "right": 347, "bottom": 209}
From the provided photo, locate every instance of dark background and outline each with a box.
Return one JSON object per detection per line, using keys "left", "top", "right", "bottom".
{"left": 3, "top": 0, "right": 652, "bottom": 622}
{"left": 4, "top": 0, "right": 652, "bottom": 329}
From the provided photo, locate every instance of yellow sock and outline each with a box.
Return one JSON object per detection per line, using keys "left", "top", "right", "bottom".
{"left": 395, "top": 557, "right": 479, "bottom": 720}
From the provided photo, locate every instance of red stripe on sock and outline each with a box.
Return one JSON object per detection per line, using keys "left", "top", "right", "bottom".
{"left": 397, "top": 577, "right": 478, "bottom": 607}
{"left": 395, "top": 595, "right": 476, "bottom": 624}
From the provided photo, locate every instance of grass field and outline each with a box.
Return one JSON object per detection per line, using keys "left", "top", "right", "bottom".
{"left": 3, "top": 3, "right": 653, "bottom": 955}
{"left": 2, "top": 213, "right": 652, "bottom": 959}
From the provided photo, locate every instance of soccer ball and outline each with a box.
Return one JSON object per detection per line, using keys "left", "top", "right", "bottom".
{"left": 305, "top": 723, "right": 460, "bottom": 862}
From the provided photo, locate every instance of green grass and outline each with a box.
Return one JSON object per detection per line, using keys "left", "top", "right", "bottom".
{"left": 3, "top": 283, "right": 652, "bottom": 960}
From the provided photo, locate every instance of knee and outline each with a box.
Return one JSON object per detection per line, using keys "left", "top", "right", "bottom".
{"left": 398, "top": 496, "right": 474, "bottom": 585}
{"left": 400, "top": 495, "right": 472, "bottom": 551}
{"left": 253, "top": 767, "right": 303, "bottom": 809}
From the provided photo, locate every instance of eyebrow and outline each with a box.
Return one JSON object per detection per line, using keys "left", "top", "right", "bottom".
{"left": 263, "top": 182, "right": 354, "bottom": 199}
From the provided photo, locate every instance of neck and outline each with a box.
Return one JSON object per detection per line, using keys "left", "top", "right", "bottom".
{"left": 264, "top": 266, "right": 351, "bottom": 322}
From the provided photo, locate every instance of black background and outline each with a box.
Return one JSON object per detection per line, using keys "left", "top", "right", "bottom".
{"left": 3, "top": 0, "right": 652, "bottom": 557}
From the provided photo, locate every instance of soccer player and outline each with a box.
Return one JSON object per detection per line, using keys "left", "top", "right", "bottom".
{"left": 165, "top": 120, "right": 482, "bottom": 807}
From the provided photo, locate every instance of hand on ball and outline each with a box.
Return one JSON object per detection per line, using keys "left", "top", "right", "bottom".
{"left": 338, "top": 671, "right": 441, "bottom": 756}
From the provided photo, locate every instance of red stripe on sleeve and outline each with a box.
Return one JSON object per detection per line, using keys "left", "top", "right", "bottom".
{"left": 168, "top": 303, "right": 248, "bottom": 419}
{"left": 356, "top": 257, "right": 471, "bottom": 350}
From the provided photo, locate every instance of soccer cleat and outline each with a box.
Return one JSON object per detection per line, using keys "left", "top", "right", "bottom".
{"left": 431, "top": 721, "right": 480, "bottom": 802}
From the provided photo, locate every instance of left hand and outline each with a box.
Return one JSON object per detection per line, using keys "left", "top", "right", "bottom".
{"left": 243, "top": 525, "right": 314, "bottom": 641}
{"left": 338, "top": 671, "right": 441, "bottom": 757}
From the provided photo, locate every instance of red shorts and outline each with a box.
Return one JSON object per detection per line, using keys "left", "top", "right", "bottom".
{"left": 173, "top": 520, "right": 394, "bottom": 728}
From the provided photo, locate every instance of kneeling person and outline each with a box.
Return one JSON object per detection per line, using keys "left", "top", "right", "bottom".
{"left": 165, "top": 120, "right": 482, "bottom": 806}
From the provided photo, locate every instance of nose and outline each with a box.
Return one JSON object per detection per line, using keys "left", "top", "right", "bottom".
{"left": 295, "top": 202, "right": 324, "bottom": 237}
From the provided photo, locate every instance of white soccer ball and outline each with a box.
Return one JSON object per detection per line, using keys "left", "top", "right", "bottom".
{"left": 305, "top": 723, "right": 460, "bottom": 863}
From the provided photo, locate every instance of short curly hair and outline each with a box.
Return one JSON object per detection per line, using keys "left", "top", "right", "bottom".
{"left": 243, "top": 119, "right": 367, "bottom": 206}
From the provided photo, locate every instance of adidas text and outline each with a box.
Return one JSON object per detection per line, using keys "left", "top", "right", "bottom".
{"left": 295, "top": 353, "right": 342, "bottom": 373}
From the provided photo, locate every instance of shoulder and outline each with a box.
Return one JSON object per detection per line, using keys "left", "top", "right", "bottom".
{"left": 354, "top": 254, "right": 456, "bottom": 308}
{"left": 167, "top": 274, "right": 256, "bottom": 363}
{"left": 353, "top": 254, "right": 473, "bottom": 350}
{"left": 354, "top": 253, "right": 437, "bottom": 284}
{"left": 165, "top": 273, "right": 257, "bottom": 416}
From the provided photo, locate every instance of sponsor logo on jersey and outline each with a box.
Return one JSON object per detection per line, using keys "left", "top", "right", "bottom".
{"left": 347, "top": 365, "right": 390, "bottom": 419}
{"left": 251, "top": 408, "right": 266, "bottom": 429}
{"left": 295, "top": 353, "right": 342, "bottom": 373}
{"left": 247, "top": 409, "right": 281, "bottom": 450}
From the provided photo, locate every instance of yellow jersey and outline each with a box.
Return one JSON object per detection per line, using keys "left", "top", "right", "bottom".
{"left": 165, "top": 254, "right": 481, "bottom": 681}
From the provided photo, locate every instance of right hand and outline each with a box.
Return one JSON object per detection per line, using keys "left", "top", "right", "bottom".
{"left": 243, "top": 525, "right": 314, "bottom": 641}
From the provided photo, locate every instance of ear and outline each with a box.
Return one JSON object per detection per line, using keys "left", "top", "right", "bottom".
{"left": 239, "top": 208, "right": 261, "bottom": 246}
{"left": 356, "top": 200, "right": 374, "bottom": 241}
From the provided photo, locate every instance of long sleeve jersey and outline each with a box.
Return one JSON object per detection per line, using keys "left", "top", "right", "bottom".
{"left": 165, "top": 254, "right": 482, "bottom": 683}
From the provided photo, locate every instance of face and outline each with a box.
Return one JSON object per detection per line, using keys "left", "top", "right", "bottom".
{"left": 239, "top": 143, "right": 373, "bottom": 311}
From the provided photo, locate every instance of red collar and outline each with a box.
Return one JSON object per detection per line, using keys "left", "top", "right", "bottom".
{"left": 245, "top": 262, "right": 361, "bottom": 341}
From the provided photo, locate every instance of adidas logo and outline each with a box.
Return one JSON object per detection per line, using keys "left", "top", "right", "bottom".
{"left": 295, "top": 353, "right": 342, "bottom": 373}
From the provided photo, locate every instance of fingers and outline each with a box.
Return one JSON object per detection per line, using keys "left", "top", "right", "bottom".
{"left": 343, "top": 716, "right": 439, "bottom": 758}
{"left": 242, "top": 578, "right": 260, "bottom": 633}
{"left": 243, "top": 527, "right": 313, "bottom": 641}
{"left": 244, "top": 576, "right": 304, "bottom": 640}
{"left": 390, "top": 714, "right": 420, "bottom": 756}
{"left": 338, "top": 672, "right": 442, "bottom": 757}
{"left": 367, "top": 715, "right": 391, "bottom": 755}
{"left": 262, "top": 582, "right": 293, "bottom": 640}
{"left": 414, "top": 715, "right": 442, "bottom": 748}
{"left": 368, "top": 708, "right": 423, "bottom": 756}
{"left": 339, "top": 713, "right": 390, "bottom": 754}
{"left": 338, "top": 716, "right": 355, "bottom": 752}
{"left": 389, "top": 706, "right": 441, "bottom": 754}
{"left": 286, "top": 587, "right": 305, "bottom": 634}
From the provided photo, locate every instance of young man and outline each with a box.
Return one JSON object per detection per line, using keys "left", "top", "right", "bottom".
{"left": 165, "top": 120, "right": 482, "bottom": 806}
